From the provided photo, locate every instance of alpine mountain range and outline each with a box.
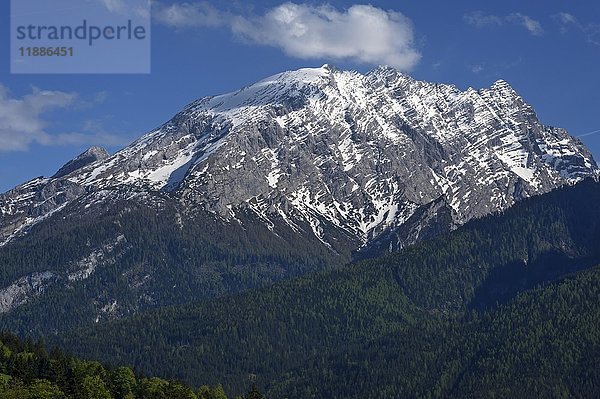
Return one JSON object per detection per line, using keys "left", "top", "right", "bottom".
{"left": 0, "top": 64, "right": 597, "bottom": 326}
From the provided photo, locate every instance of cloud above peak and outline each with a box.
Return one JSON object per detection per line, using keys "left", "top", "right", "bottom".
{"left": 153, "top": 2, "right": 421, "bottom": 71}
{"left": 464, "top": 11, "right": 543, "bottom": 36}
{"left": 231, "top": 3, "right": 420, "bottom": 70}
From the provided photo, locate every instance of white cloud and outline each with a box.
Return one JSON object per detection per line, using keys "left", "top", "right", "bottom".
{"left": 153, "top": 2, "right": 421, "bottom": 70}
{"left": 588, "top": 27, "right": 600, "bottom": 46}
{"left": 471, "top": 64, "right": 484, "bottom": 73}
{"left": 507, "top": 13, "right": 543, "bottom": 36}
{"left": 553, "top": 12, "right": 600, "bottom": 46}
{"left": 99, "top": 0, "right": 126, "bottom": 13}
{"left": 98, "top": 0, "right": 150, "bottom": 19}
{"left": 0, "top": 84, "right": 125, "bottom": 152}
{"left": 0, "top": 85, "right": 76, "bottom": 151}
{"left": 463, "top": 11, "right": 503, "bottom": 28}
{"left": 234, "top": 3, "right": 420, "bottom": 70}
{"left": 153, "top": 1, "right": 228, "bottom": 28}
{"left": 557, "top": 12, "right": 579, "bottom": 27}
{"left": 464, "top": 11, "right": 543, "bottom": 36}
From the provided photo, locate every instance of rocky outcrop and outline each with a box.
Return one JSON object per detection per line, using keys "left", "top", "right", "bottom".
{"left": 53, "top": 146, "right": 110, "bottom": 178}
{"left": 0, "top": 272, "right": 58, "bottom": 313}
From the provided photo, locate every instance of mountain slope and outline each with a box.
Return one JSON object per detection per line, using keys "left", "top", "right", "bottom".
{"left": 52, "top": 179, "right": 600, "bottom": 397}
{"left": 0, "top": 194, "right": 353, "bottom": 332}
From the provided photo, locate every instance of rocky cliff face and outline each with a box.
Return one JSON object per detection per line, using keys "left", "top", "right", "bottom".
{"left": 1, "top": 65, "right": 597, "bottom": 250}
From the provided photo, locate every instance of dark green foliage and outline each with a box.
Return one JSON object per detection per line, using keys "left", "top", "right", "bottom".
{"left": 81, "top": 375, "right": 112, "bottom": 399}
{"left": 245, "top": 385, "right": 264, "bottom": 399}
{"left": 0, "top": 332, "right": 262, "bottom": 399}
{"left": 264, "top": 266, "right": 600, "bottom": 398}
{"left": 197, "top": 383, "right": 228, "bottom": 399}
{"left": 51, "top": 180, "right": 600, "bottom": 397}
{"left": 449, "top": 267, "right": 600, "bottom": 398}
{"left": 111, "top": 367, "right": 136, "bottom": 399}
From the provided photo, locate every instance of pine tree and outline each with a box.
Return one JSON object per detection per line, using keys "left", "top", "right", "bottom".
{"left": 246, "top": 384, "right": 264, "bottom": 399}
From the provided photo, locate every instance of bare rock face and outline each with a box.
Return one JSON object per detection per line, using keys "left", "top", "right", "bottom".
{"left": 0, "top": 65, "right": 597, "bottom": 250}
{"left": 53, "top": 146, "right": 110, "bottom": 178}
{"left": 0, "top": 146, "right": 110, "bottom": 244}
{"left": 0, "top": 271, "right": 58, "bottom": 313}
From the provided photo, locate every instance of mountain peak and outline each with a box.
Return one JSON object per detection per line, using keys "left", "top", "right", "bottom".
{"left": 52, "top": 146, "right": 109, "bottom": 179}
{"left": 371, "top": 64, "right": 399, "bottom": 74}
{"left": 83, "top": 146, "right": 109, "bottom": 158}
{"left": 490, "top": 78, "right": 515, "bottom": 92}
{"left": 1, "top": 66, "right": 597, "bottom": 252}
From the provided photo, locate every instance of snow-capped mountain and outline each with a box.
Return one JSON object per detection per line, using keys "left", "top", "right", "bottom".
{"left": 1, "top": 65, "right": 597, "bottom": 250}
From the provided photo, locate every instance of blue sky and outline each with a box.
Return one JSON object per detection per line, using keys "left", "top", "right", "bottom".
{"left": 1, "top": 0, "right": 599, "bottom": 192}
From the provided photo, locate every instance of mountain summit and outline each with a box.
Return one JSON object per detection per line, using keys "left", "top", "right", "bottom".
{"left": 1, "top": 65, "right": 597, "bottom": 249}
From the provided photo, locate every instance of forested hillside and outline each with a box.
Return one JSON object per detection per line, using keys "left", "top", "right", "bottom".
{"left": 0, "top": 195, "right": 354, "bottom": 335}
{"left": 53, "top": 179, "right": 600, "bottom": 397}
